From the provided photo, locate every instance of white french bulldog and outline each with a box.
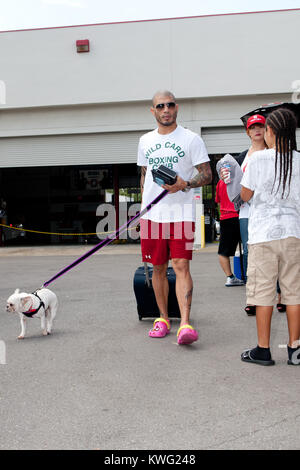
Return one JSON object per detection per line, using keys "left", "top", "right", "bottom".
{"left": 6, "top": 288, "right": 58, "bottom": 339}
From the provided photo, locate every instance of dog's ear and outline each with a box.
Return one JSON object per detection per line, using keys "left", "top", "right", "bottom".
{"left": 20, "top": 295, "right": 32, "bottom": 307}
{"left": 14, "top": 288, "right": 20, "bottom": 294}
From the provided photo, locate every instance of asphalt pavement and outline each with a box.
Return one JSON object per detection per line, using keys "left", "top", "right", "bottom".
{"left": 0, "top": 242, "right": 299, "bottom": 450}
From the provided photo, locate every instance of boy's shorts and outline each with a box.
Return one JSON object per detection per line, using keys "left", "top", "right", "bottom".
{"left": 140, "top": 219, "right": 195, "bottom": 266}
{"left": 218, "top": 217, "right": 240, "bottom": 257}
{"left": 246, "top": 237, "right": 300, "bottom": 306}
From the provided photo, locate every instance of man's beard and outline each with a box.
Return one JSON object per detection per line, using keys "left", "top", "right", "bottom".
{"left": 156, "top": 112, "right": 177, "bottom": 127}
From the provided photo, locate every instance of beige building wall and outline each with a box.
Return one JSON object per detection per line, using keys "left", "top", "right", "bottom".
{"left": 0, "top": 9, "right": 298, "bottom": 108}
{"left": 0, "top": 9, "right": 299, "bottom": 166}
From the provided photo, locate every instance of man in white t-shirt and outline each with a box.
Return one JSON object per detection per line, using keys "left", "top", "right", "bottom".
{"left": 137, "top": 90, "right": 212, "bottom": 345}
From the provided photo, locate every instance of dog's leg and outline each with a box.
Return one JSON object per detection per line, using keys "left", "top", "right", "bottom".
{"left": 41, "top": 314, "right": 48, "bottom": 336}
{"left": 45, "top": 308, "right": 52, "bottom": 334}
{"left": 46, "top": 300, "right": 58, "bottom": 335}
{"left": 18, "top": 315, "right": 26, "bottom": 339}
{"left": 46, "top": 306, "right": 56, "bottom": 335}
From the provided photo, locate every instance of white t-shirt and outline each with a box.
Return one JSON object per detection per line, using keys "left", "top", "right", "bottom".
{"left": 241, "top": 148, "right": 300, "bottom": 244}
{"left": 239, "top": 151, "right": 250, "bottom": 219}
{"left": 137, "top": 125, "right": 210, "bottom": 223}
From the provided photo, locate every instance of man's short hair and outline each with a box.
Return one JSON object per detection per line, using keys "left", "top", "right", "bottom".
{"left": 152, "top": 90, "right": 176, "bottom": 106}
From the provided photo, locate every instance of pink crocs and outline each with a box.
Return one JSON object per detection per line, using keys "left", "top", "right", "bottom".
{"left": 177, "top": 324, "right": 198, "bottom": 345}
{"left": 149, "top": 318, "right": 171, "bottom": 338}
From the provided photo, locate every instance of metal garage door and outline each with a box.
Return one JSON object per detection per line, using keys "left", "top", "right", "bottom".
{"left": 202, "top": 126, "right": 254, "bottom": 154}
{"left": 0, "top": 131, "right": 146, "bottom": 168}
{"left": 1, "top": 128, "right": 299, "bottom": 168}
{"left": 202, "top": 127, "right": 300, "bottom": 154}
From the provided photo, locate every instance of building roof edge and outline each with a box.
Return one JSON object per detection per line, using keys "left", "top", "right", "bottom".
{"left": 0, "top": 8, "right": 299, "bottom": 34}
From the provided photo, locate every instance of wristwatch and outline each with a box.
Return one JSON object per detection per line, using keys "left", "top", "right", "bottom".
{"left": 182, "top": 181, "right": 191, "bottom": 192}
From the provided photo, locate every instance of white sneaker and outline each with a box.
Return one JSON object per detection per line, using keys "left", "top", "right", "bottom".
{"left": 225, "top": 275, "right": 244, "bottom": 287}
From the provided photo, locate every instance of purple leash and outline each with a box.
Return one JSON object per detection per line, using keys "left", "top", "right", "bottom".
{"left": 43, "top": 189, "right": 168, "bottom": 288}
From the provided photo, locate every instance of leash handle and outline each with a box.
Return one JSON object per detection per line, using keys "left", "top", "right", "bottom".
{"left": 43, "top": 189, "right": 168, "bottom": 288}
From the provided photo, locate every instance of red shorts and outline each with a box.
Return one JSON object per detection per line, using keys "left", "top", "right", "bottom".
{"left": 140, "top": 219, "right": 195, "bottom": 265}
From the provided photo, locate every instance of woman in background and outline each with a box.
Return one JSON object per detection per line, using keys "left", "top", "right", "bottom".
{"left": 222, "top": 115, "right": 267, "bottom": 315}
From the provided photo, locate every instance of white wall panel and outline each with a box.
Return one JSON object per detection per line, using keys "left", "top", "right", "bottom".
{"left": 0, "top": 10, "right": 299, "bottom": 108}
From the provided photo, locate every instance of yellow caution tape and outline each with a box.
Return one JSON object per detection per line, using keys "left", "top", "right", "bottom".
{"left": 0, "top": 223, "right": 139, "bottom": 237}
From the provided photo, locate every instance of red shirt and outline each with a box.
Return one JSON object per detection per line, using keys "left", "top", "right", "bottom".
{"left": 215, "top": 180, "right": 239, "bottom": 220}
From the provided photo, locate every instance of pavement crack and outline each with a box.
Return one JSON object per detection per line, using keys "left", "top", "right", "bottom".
{"left": 208, "top": 414, "right": 300, "bottom": 449}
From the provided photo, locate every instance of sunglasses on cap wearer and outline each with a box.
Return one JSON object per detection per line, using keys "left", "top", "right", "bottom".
{"left": 155, "top": 102, "right": 176, "bottom": 110}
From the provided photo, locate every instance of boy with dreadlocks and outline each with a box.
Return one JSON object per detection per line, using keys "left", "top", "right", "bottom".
{"left": 239, "top": 108, "right": 300, "bottom": 366}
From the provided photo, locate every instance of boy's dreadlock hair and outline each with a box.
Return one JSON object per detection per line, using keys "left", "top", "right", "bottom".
{"left": 266, "top": 108, "right": 297, "bottom": 198}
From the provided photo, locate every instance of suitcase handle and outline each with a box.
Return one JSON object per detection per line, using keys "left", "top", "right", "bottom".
{"left": 144, "top": 262, "right": 151, "bottom": 287}
{"left": 143, "top": 261, "right": 170, "bottom": 287}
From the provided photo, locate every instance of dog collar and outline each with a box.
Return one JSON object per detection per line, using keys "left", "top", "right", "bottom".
{"left": 22, "top": 292, "right": 45, "bottom": 318}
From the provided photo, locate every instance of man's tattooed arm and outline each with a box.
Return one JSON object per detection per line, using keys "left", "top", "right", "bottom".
{"left": 190, "top": 162, "right": 212, "bottom": 188}
{"left": 163, "top": 161, "right": 212, "bottom": 193}
{"left": 140, "top": 166, "right": 147, "bottom": 196}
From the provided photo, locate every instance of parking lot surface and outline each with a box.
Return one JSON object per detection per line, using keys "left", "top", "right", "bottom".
{"left": 0, "top": 243, "right": 299, "bottom": 450}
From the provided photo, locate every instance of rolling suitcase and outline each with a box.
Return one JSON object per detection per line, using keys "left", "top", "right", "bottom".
{"left": 133, "top": 262, "right": 180, "bottom": 320}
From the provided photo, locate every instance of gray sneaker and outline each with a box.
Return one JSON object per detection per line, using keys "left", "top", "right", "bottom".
{"left": 225, "top": 275, "right": 244, "bottom": 287}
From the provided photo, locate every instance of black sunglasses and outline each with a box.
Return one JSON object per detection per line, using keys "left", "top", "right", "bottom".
{"left": 155, "top": 102, "right": 176, "bottom": 110}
